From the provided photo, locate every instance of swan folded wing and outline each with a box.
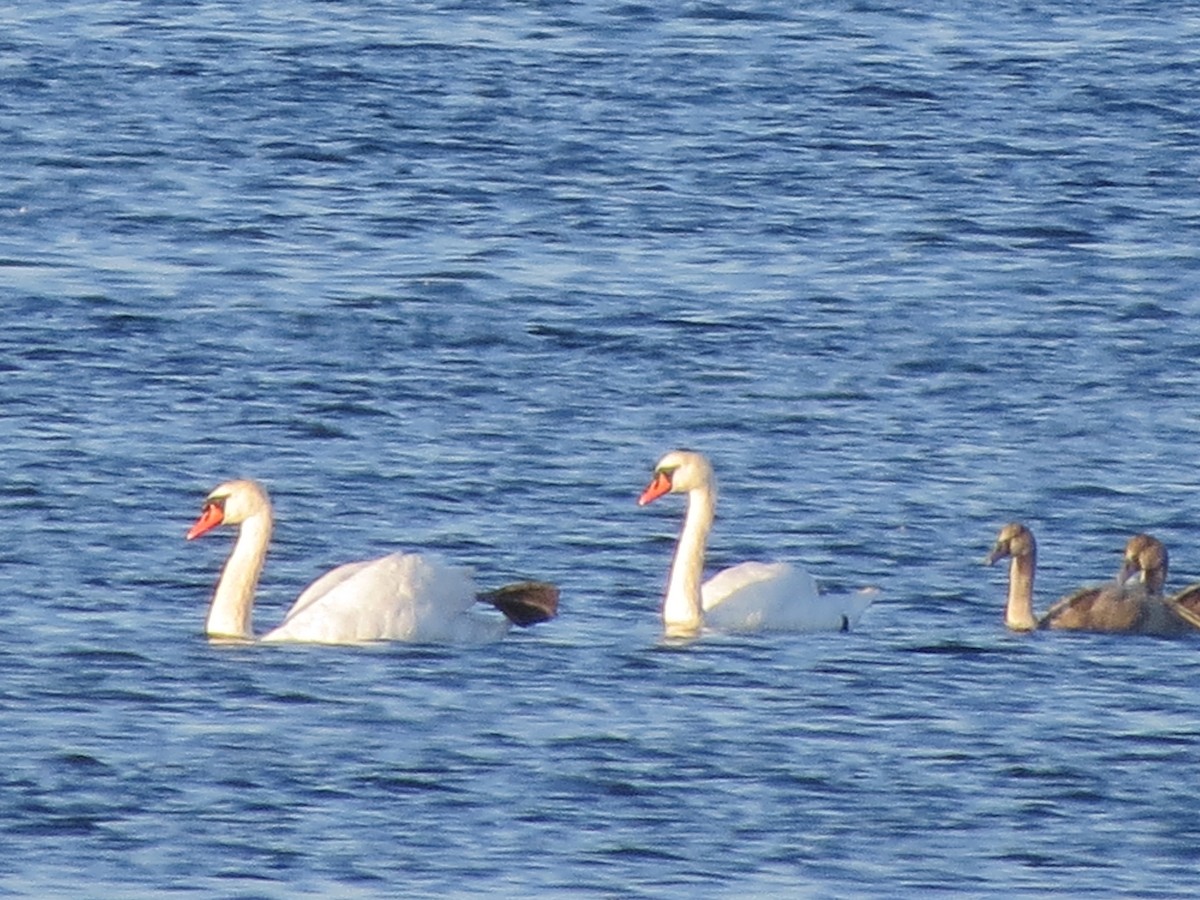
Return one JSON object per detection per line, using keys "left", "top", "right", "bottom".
{"left": 1040, "top": 584, "right": 1135, "bottom": 631}
{"left": 1167, "top": 602, "right": 1200, "bottom": 631}
{"left": 1039, "top": 581, "right": 1189, "bottom": 635}
{"left": 701, "top": 562, "right": 864, "bottom": 632}
{"left": 263, "top": 552, "right": 483, "bottom": 644}
{"left": 1168, "top": 583, "right": 1200, "bottom": 629}
{"left": 284, "top": 558, "right": 376, "bottom": 622}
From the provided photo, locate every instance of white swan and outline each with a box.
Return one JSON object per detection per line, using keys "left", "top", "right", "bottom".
{"left": 637, "top": 450, "right": 872, "bottom": 637}
{"left": 186, "top": 479, "right": 558, "bottom": 644}
{"left": 984, "top": 523, "right": 1193, "bottom": 635}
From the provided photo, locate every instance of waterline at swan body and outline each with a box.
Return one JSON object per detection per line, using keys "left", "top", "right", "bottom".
{"left": 187, "top": 479, "right": 559, "bottom": 645}
{"left": 638, "top": 450, "right": 872, "bottom": 637}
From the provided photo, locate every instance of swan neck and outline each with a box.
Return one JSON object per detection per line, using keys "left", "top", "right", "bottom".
{"left": 662, "top": 483, "right": 715, "bottom": 634}
{"left": 1006, "top": 551, "right": 1038, "bottom": 631}
{"left": 206, "top": 509, "right": 272, "bottom": 640}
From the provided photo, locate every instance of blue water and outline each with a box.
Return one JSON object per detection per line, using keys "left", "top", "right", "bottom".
{"left": 4, "top": 1, "right": 1200, "bottom": 896}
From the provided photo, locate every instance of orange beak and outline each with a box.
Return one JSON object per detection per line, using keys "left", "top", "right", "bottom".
{"left": 638, "top": 471, "right": 672, "bottom": 506}
{"left": 186, "top": 502, "right": 225, "bottom": 540}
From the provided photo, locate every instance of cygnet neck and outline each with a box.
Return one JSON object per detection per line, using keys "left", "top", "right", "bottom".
{"left": 1005, "top": 550, "right": 1037, "bottom": 632}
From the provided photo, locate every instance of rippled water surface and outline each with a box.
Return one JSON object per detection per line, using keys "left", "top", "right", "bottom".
{"left": 4, "top": 1, "right": 1200, "bottom": 896}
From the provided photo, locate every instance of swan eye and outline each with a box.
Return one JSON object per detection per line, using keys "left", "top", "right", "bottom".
{"left": 656, "top": 466, "right": 679, "bottom": 485}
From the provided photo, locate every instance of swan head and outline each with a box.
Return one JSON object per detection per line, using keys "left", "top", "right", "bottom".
{"left": 186, "top": 479, "right": 272, "bottom": 540}
{"left": 638, "top": 449, "right": 715, "bottom": 506}
{"left": 985, "top": 522, "right": 1035, "bottom": 566}
{"left": 1117, "top": 533, "right": 1167, "bottom": 594}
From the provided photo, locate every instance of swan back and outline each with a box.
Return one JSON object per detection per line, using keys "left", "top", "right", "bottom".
{"left": 701, "top": 562, "right": 867, "bottom": 632}
{"left": 1040, "top": 582, "right": 1150, "bottom": 631}
{"left": 263, "top": 552, "right": 508, "bottom": 644}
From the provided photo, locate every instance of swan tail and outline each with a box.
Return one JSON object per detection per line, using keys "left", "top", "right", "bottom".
{"left": 477, "top": 581, "right": 560, "bottom": 627}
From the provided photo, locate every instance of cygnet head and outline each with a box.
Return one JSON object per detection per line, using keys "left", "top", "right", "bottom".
{"left": 1117, "top": 533, "right": 1168, "bottom": 595}
{"left": 985, "top": 522, "right": 1036, "bottom": 566}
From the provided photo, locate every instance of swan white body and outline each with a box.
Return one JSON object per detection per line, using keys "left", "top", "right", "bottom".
{"left": 188, "top": 479, "right": 553, "bottom": 644}
{"left": 638, "top": 450, "right": 872, "bottom": 637}
{"left": 263, "top": 551, "right": 511, "bottom": 644}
